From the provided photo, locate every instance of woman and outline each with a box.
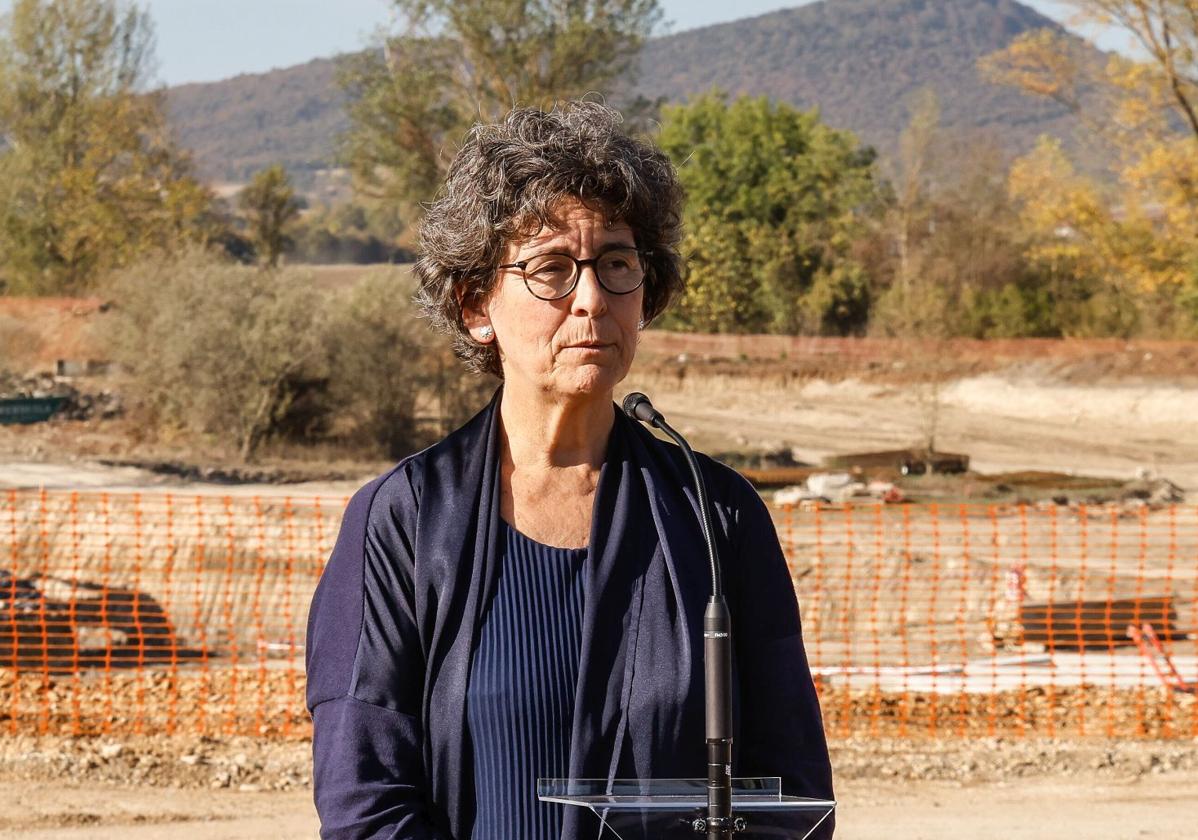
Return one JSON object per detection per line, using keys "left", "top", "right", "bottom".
{"left": 305, "top": 102, "right": 833, "bottom": 839}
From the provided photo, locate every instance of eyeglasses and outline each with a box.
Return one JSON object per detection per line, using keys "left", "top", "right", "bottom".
{"left": 498, "top": 247, "right": 652, "bottom": 301}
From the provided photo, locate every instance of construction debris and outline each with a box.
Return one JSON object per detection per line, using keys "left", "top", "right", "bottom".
{"left": 0, "top": 371, "right": 122, "bottom": 422}
{"left": 774, "top": 474, "right": 905, "bottom": 505}
{"left": 824, "top": 447, "right": 970, "bottom": 475}
{"left": 806, "top": 471, "right": 860, "bottom": 500}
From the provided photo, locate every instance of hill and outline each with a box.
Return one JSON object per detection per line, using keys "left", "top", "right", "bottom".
{"left": 165, "top": 0, "right": 1098, "bottom": 186}
{"left": 638, "top": 0, "right": 1086, "bottom": 161}
{"left": 166, "top": 57, "right": 346, "bottom": 186}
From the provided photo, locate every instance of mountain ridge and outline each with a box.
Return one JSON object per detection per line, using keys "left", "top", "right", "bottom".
{"left": 165, "top": 0, "right": 1098, "bottom": 186}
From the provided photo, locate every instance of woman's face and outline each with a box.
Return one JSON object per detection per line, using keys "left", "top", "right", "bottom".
{"left": 465, "top": 197, "right": 644, "bottom": 401}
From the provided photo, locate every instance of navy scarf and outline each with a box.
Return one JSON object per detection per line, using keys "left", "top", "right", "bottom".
{"left": 306, "top": 390, "right": 833, "bottom": 839}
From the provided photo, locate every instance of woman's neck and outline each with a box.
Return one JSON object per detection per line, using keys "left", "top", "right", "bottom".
{"left": 498, "top": 381, "right": 614, "bottom": 471}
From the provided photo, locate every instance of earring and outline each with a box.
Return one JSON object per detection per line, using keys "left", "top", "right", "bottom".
{"left": 478, "top": 325, "right": 494, "bottom": 341}
{"left": 637, "top": 318, "right": 645, "bottom": 331}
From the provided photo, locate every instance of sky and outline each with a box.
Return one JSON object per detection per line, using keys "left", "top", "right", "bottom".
{"left": 0, "top": 1, "right": 1134, "bottom": 88}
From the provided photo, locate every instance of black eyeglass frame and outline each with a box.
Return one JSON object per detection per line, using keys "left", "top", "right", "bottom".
{"left": 497, "top": 248, "right": 654, "bottom": 301}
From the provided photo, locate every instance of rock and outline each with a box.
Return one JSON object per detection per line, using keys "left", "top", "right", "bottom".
{"left": 99, "top": 743, "right": 123, "bottom": 759}
{"left": 774, "top": 485, "right": 818, "bottom": 507}
{"left": 806, "top": 472, "right": 857, "bottom": 500}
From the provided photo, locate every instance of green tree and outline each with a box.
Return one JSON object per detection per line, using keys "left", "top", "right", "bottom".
{"left": 656, "top": 92, "right": 879, "bottom": 334}
{"left": 0, "top": 0, "right": 215, "bottom": 294}
{"left": 290, "top": 199, "right": 411, "bottom": 264}
{"left": 238, "top": 164, "right": 303, "bottom": 268}
{"left": 339, "top": 0, "right": 661, "bottom": 214}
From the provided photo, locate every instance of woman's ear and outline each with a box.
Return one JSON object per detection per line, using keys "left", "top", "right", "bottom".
{"left": 459, "top": 286, "right": 494, "bottom": 343}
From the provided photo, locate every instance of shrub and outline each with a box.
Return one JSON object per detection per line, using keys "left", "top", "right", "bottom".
{"left": 324, "top": 268, "right": 426, "bottom": 459}
{"left": 102, "top": 252, "right": 494, "bottom": 462}
{"left": 103, "top": 247, "right": 328, "bottom": 461}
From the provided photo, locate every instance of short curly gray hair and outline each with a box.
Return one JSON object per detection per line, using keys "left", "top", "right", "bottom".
{"left": 413, "top": 101, "right": 685, "bottom": 377}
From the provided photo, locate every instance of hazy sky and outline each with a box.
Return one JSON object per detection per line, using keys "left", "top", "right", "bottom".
{"left": 0, "top": 1, "right": 1132, "bottom": 87}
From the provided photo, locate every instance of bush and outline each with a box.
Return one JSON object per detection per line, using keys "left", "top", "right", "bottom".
{"left": 324, "top": 268, "right": 427, "bottom": 459}
{"left": 103, "top": 248, "right": 329, "bottom": 461}
{"left": 958, "top": 282, "right": 1059, "bottom": 339}
{"left": 102, "top": 251, "right": 493, "bottom": 462}
{"left": 868, "top": 278, "right": 955, "bottom": 339}
{"left": 324, "top": 265, "right": 496, "bottom": 457}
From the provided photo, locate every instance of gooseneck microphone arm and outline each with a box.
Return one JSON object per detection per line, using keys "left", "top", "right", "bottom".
{"left": 622, "top": 392, "right": 722, "bottom": 598}
{"left": 621, "top": 392, "right": 738, "bottom": 840}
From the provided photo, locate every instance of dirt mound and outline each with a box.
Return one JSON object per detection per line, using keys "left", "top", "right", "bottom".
{"left": 635, "top": 333, "right": 1198, "bottom": 385}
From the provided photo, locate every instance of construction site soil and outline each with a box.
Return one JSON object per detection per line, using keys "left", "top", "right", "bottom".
{"left": 3, "top": 332, "right": 1198, "bottom": 836}
{"left": 2, "top": 661, "right": 1196, "bottom": 835}
{"left": 4, "top": 332, "right": 1198, "bottom": 495}
{"left": 0, "top": 730, "right": 1194, "bottom": 838}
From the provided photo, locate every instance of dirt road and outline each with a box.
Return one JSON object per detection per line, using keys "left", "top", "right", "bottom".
{"left": 5, "top": 334, "right": 1198, "bottom": 496}
{"left": 625, "top": 370, "right": 1198, "bottom": 490}
{"left": 5, "top": 369, "right": 1197, "bottom": 495}
{"left": 3, "top": 772, "right": 1195, "bottom": 839}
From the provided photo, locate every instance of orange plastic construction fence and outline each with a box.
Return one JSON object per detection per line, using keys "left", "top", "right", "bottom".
{"left": 2, "top": 490, "right": 1194, "bottom": 740}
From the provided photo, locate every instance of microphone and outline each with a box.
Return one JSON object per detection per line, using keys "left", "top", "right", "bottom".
{"left": 621, "top": 392, "right": 737, "bottom": 839}
{"left": 621, "top": 391, "right": 663, "bottom": 426}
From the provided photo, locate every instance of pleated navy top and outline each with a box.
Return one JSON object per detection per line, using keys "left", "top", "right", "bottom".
{"left": 466, "top": 519, "right": 587, "bottom": 840}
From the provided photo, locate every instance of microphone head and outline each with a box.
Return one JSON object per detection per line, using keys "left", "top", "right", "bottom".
{"left": 622, "top": 392, "right": 661, "bottom": 425}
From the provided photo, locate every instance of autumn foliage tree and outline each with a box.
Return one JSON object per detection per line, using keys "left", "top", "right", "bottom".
{"left": 0, "top": 0, "right": 215, "bottom": 294}
{"left": 864, "top": 90, "right": 1050, "bottom": 339}
{"left": 981, "top": 1, "right": 1198, "bottom": 335}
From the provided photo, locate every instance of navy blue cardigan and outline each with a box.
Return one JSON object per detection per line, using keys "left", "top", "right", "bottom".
{"left": 305, "top": 392, "right": 834, "bottom": 839}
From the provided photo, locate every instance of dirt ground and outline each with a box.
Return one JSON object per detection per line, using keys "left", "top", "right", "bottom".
{"left": 1, "top": 736, "right": 1195, "bottom": 838}
{"left": 624, "top": 367, "right": 1198, "bottom": 492}
{"left": 3, "top": 775, "right": 1197, "bottom": 839}
{"left": 3, "top": 335, "right": 1198, "bottom": 837}
{"left": 4, "top": 374, "right": 1196, "bottom": 496}
{"left": 5, "top": 335, "right": 1197, "bottom": 495}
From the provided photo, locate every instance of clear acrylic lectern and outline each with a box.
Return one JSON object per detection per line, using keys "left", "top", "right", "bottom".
{"left": 537, "top": 777, "right": 835, "bottom": 839}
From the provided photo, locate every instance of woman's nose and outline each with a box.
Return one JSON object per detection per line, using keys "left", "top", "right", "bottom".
{"left": 570, "top": 264, "right": 609, "bottom": 316}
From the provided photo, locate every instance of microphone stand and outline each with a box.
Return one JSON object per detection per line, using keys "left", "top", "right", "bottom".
{"left": 622, "top": 393, "right": 743, "bottom": 839}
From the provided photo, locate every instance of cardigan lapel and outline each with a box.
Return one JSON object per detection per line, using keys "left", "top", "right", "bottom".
{"left": 566, "top": 413, "right": 713, "bottom": 785}
{"left": 557, "top": 409, "right": 652, "bottom": 836}
{"left": 420, "top": 389, "right": 504, "bottom": 840}
{"left": 621, "top": 418, "right": 712, "bottom": 780}
{"left": 420, "top": 397, "right": 713, "bottom": 839}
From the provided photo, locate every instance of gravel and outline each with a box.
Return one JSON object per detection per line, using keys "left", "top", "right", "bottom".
{"left": 830, "top": 735, "right": 1198, "bottom": 783}
{"left": 1, "top": 731, "right": 1195, "bottom": 793}
{"left": 0, "top": 733, "right": 311, "bottom": 791}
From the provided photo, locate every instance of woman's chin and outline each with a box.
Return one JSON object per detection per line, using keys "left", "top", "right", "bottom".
{"left": 551, "top": 363, "right": 627, "bottom": 399}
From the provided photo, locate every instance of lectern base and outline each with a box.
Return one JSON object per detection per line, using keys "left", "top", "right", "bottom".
{"left": 537, "top": 777, "right": 835, "bottom": 839}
